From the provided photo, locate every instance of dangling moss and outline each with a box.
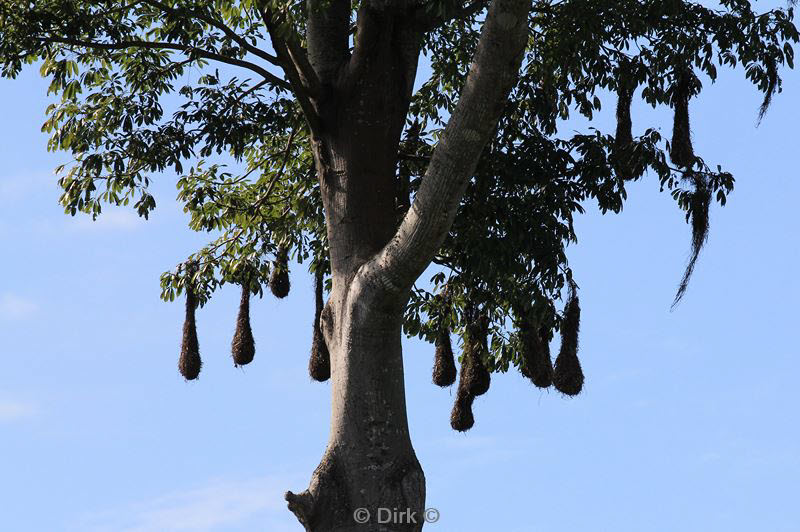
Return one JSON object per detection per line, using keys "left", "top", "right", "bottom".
{"left": 614, "top": 60, "right": 636, "bottom": 180}
{"left": 432, "top": 327, "right": 457, "bottom": 387}
{"left": 309, "top": 268, "right": 330, "bottom": 382}
{"left": 461, "top": 315, "right": 490, "bottom": 397}
{"left": 179, "top": 284, "right": 202, "bottom": 380}
{"left": 231, "top": 282, "right": 255, "bottom": 367}
{"left": 553, "top": 284, "right": 583, "bottom": 396}
{"left": 519, "top": 311, "right": 553, "bottom": 389}
{"left": 670, "top": 70, "right": 695, "bottom": 168}
{"left": 758, "top": 56, "right": 778, "bottom": 124}
{"left": 269, "top": 245, "right": 290, "bottom": 299}
{"left": 672, "top": 175, "right": 712, "bottom": 307}
{"left": 450, "top": 386, "right": 475, "bottom": 432}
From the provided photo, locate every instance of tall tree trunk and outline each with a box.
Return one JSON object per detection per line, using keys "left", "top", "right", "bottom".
{"left": 287, "top": 110, "right": 424, "bottom": 531}
{"left": 287, "top": 12, "right": 425, "bottom": 529}
{"left": 287, "top": 276, "right": 424, "bottom": 531}
{"left": 286, "top": 0, "right": 531, "bottom": 529}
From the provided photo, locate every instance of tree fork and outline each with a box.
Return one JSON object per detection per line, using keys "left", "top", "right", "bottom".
{"left": 286, "top": 0, "right": 530, "bottom": 528}
{"left": 1, "top": 2, "right": 793, "bottom": 531}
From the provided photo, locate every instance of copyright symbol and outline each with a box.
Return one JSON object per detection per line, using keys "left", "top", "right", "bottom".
{"left": 353, "top": 508, "right": 370, "bottom": 524}
{"left": 424, "top": 508, "right": 440, "bottom": 523}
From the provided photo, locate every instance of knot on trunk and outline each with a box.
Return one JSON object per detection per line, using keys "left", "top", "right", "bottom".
{"left": 285, "top": 490, "right": 315, "bottom": 530}
{"left": 286, "top": 454, "right": 350, "bottom": 531}
{"left": 287, "top": 452, "right": 426, "bottom": 530}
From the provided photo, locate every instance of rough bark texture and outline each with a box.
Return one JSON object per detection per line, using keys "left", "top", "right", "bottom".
{"left": 287, "top": 282, "right": 425, "bottom": 531}
{"left": 284, "top": 0, "right": 531, "bottom": 528}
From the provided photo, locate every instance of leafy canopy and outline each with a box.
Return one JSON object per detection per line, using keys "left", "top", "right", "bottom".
{"left": 1, "top": 0, "right": 796, "bottom": 376}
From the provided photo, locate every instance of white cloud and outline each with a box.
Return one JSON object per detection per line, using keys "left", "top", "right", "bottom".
{"left": 0, "top": 293, "right": 38, "bottom": 319}
{"left": 77, "top": 475, "right": 299, "bottom": 532}
{"left": 0, "top": 400, "right": 38, "bottom": 422}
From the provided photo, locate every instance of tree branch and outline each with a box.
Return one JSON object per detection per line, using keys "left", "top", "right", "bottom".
{"left": 38, "top": 36, "right": 291, "bottom": 90}
{"left": 344, "top": 5, "right": 383, "bottom": 89}
{"left": 363, "top": 0, "right": 413, "bottom": 12}
{"left": 306, "top": 0, "right": 351, "bottom": 83}
{"left": 367, "top": 0, "right": 532, "bottom": 293}
{"left": 259, "top": 9, "right": 323, "bottom": 135}
{"left": 258, "top": 9, "right": 322, "bottom": 97}
{"left": 285, "top": 37, "right": 324, "bottom": 95}
{"left": 139, "top": 0, "right": 282, "bottom": 67}
{"left": 415, "top": 0, "right": 490, "bottom": 31}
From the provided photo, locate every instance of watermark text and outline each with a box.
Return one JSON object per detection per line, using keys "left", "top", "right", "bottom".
{"left": 352, "top": 507, "right": 439, "bottom": 525}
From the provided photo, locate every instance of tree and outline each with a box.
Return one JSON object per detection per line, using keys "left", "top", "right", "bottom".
{"left": 1, "top": 0, "right": 796, "bottom": 529}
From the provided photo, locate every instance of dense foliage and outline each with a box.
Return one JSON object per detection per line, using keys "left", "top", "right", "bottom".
{"left": 1, "top": 0, "right": 796, "bottom": 382}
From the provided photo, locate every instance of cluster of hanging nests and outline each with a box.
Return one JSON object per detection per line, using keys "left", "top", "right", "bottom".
{"left": 178, "top": 245, "right": 331, "bottom": 384}
{"left": 614, "top": 60, "right": 711, "bottom": 308}
{"left": 437, "top": 283, "right": 584, "bottom": 433}
{"left": 177, "top": 61, "right": 715, "bottom": 434}
{"left": 176, "top": 243, "right": 584, "bottom": 434}
{"left": 444, "top": 61, "right": 711, "bottom": 432}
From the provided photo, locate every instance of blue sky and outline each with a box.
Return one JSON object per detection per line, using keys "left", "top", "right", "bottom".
{"left": 2, "top": 12, "right": 799, "bottom": 532}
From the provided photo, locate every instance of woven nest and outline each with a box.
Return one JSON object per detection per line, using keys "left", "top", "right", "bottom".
{"left": 432, "top": 328, "right": 457, "bottom": 387}
{"left": 269, "top": 246, "right": 290, "bottom": 299}
{"left": 309, "top": 268, "right": 330, "bottom": 381}
{"left": 670, "top": 72, "right": 695, "bottom": 168}
{"left": 461, "top": 332, "right": 490, "bottom": 397}
{"left": 231, "top": 284, "right": 255, "bottom": 367}
{"left": 179, "top": 288, "right": 202, "bottom": 380}
{"left": 520, "top": 320, "right": 553, "bottom": 389}
{"left": 450, "top": 388, "right": 475, "bottom": 432}
{"left": 614, "top": 62, "right": 637, "bottom": 180}
{"left": 553, "top": 286, "right": 584, "bottom": 396}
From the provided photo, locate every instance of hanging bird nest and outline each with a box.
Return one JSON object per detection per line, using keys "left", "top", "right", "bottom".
{"left": 231, "top": 280, "right": 255, "bottom": 367}
{"left": 517, "top": 306, "right": 553, "bottom": 389}
{"left": 460, "top": 311, "right": 491, "bottom": 397}
{"left": 309, "top": 267, "right": 331, "bottom": 382}
{"left": 450, "top": 386, "right": 475, "bottom": 432}
{"left": 433, "top": 327, "right": 457, "bottom": 387}
{"left": 553, "top": 283, "right": 584, "bottom": 396}
{"left": 670, "top": 68, "right": 695, "bottom": 169}
{"left": 432, "top": 286, "right": 457, "bottom": 387}
{"left": 179, "top": 268, "right": 202, "bottom": 380}
{"left": 613, "top": 58, "right": 637, "bottom": 180}
{"left": 269, "top": 245, "right": 291, "bottom": 299}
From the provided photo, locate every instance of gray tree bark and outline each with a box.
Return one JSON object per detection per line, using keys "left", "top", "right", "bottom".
{"left": 285, "top": 0, "right": 531, "bottom": 529}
